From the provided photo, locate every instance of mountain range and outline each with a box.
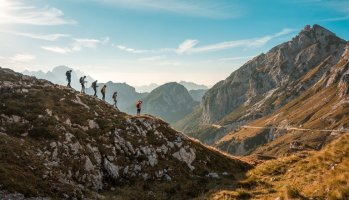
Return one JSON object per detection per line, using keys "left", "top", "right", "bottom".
{"left": 0, "top": 67, "right": 249, "bottom": 199}
{"left": 1, "top": 24, "right": 349, "bottom": 199}
{"left": 175, "top": 24, "right": 349, "bottom": 157}
{"left": 22, "top": 67, "right": 207, "bottom": 124}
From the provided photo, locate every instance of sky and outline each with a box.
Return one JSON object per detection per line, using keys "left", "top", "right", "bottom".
{"left": 0, "top": 0, "right": 348, "bottom": 86}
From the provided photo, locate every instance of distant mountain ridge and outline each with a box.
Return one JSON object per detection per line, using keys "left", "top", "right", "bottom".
{"left": 179, "top": 81, "right": 209, "bottom": 90}
{"left": 23, "top": 65, "right": 94, "bottom": 91}
{"left": 22, "top": 67, "right": 204, "bottom": 124}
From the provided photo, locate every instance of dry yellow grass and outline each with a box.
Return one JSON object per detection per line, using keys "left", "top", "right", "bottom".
{"left": 204, "top": 134, "right": 349, "bottom": 200}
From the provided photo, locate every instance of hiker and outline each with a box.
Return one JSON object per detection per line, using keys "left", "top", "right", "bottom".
{"left": 66, "top": 70, "right": 72, "bottom": 88}
{"left": 112, "top": 91, "right": 118, "bottom": 108}
{"left": 101, "top": 85, "right": 107, "bottom": 101}
{"left": 136, "top": 100, "right": 142, "bottom": 116}
{"left": 80, "top": 76, "right": 87, "bottom": 94}
{"left": 91, "top": 80, "right": 98, "bottom": 97}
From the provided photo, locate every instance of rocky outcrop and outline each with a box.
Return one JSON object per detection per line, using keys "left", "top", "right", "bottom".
{"left": 0, "top": 68, "right": 249, "bottom": 199}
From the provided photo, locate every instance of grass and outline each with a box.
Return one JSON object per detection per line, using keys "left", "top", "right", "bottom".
{"left": 206, "top": 134, "right": 349, "bottom": 199}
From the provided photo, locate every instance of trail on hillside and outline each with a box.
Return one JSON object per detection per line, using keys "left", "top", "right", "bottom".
{"left": 241, "top": 125, "right": 349, "bottom": 133}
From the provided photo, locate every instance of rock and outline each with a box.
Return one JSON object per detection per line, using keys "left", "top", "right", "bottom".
{"left": 103, "top": 159, "right": 120, "bottom": 179}
{"left": 206, "top": 172, "right": 220, "bottom": 179}
{"left": 88, "top": 119, "right": 99, "bottom": 129}
{"left": 84, "top": 156, "right": 95, "bottom": 172}
{"left": 172, "top": 147, "right": 196, "bottom": 170}
{"left": 46, "top": 109, "right": 53, "bottom": 116}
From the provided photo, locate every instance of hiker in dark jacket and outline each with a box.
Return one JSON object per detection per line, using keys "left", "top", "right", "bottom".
{"left": 80, "top": 76, "right": 87, "bottom": 94}
{"left": 101, "top": 85, "right": 107, "bottom": 101}
{"left": 136, "top": 100, "right": 142, "bottom": 116}
{"left": 112, "top": 91, "right": 118, "bottom": 108}
{"left": 91, "top": 80, "right": 98, "bottom": 97}
{"left": 66, "top": 70, "right": 72, "bottom": 88}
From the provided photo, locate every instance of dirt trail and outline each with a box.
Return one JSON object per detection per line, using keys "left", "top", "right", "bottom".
{"left": 242, "top": 125, "right": 349, "bottom": 133}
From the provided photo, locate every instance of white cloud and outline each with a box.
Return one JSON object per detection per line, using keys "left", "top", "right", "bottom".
{"left": 42, "top": 37, "right": 110, "bottom": 54}
{"left": 180, "top": 28, "right": 295, "bottom": 54}
{"left": 116, "top": 45, "right": 172, "bottom": 54}
{"left": 117, "top": 45, "right": 147, "bottom": 54}
{"left": 139, "top": 55, "right": 166, "bottom": 61}
{"left": 10, "top": 54, "right": 36, "bottom": 62}
{"left": 0, "top": 0, "right": 76, "bottom": 25}
{"left": 117, "top": 28, "right": 295, "bottom": 55}
{"left": 41, "top": 46, "right": 72, "bottom": 54}
{"left": 176, "top": 39, "right": 198, "bottom": 54}
{"left": 1, "top": 54, "right": 36, "bottom": 62}
{"left": 0, "top": 31, "right": 70, "bottom": 41}
{"left": 86, "top": 0, "right": 240, "bottom": 18}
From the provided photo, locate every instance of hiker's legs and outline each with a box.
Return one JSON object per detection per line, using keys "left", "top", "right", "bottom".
{"left": 102, "top": 93, "right": 105, "bottom": 100}
{"left": 93, "top": 89, "right": 97, "bottom": 97}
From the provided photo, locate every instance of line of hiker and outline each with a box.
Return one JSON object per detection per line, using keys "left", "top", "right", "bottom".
{"left": 65, "top": 69, "right": 142, "bottom": 115}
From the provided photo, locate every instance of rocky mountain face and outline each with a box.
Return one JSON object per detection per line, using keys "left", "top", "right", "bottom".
{"left": 0, "top": 68, "right": 250, "bottom": 199}
{"left": 175, "top": 24, "right": 349, "bottom": 156}
{"left": 140, "top": 82, "right": 198, "bottom": 124}
{"left": 188, "top": 89, "right": 207, "bottom": 102}
{"left": 178, "top": 81, "right": 209, "bottom": 90}
{"left": 23, "top": 66, "right": 94, "bottom": 91}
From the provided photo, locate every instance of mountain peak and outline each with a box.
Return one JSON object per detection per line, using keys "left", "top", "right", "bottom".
{"left": 295, "top": 24, "right": 345, "bottom": 45}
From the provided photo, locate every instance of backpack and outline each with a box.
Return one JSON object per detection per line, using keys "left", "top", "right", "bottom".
{"left": 79, "top": 77, "right": 83, "bottom": 84}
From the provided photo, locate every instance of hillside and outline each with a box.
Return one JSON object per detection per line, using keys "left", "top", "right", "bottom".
{"left": 175, "top": 24, "right": 349, "bottom": 156}
{"left": 85, "top": 81, "right": 147, "bottom": 113}
{"left": 203, "top": 133, "right": 349, "bottom": 199}
{"left": 0, "top": 67, "right": 250, "bottom": 199}
{"left": 138, "top": 82, "right": 198, "bottom": 124}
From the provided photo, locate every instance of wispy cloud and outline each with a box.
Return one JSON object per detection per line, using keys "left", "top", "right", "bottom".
{"left": 9, "top": 54, "right": 36, "bottom": 62}
{"left": 176, "top": 40, "right": 198, "bottom": 54}
{"left": 139, "top": 55, "right": 166, "bottom": 61}
{"left": 0, "top": 0, "right": 76, "bottom": 25}
{"left": 42, "top": 37, "right": 110, "bottom": 54}
{"left": 0, "top": 54, "right": 36, "bottom": 63}
{"left": 86, "top": 0, "right": 240, "bottom": 18}
{"left": 0, "top": 31, "right": 71, "bottom": 41}
{"left": 117, "top": 28, "right": 295, "bottom": 55}
{"left": 116, "top": 45, "right": 172, "bottom": 54}
{"left": 179, "top": 28, "right": 294, "bottom": 54}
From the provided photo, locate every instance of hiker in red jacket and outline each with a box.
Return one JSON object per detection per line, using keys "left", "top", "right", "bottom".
{"left": 136, "top": 100, "right": 142, "bottom": 116}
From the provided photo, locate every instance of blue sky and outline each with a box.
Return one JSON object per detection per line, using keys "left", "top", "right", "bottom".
{"left": 0, "top": 0, "right": 348, "bottom": 86}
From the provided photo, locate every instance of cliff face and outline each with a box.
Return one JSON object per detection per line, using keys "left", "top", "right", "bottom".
{"left": 202, "top": 24, "right": 346, "bottom": 124}
{"left": 0, "top": 68, "right": 249, "bottom": 199}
